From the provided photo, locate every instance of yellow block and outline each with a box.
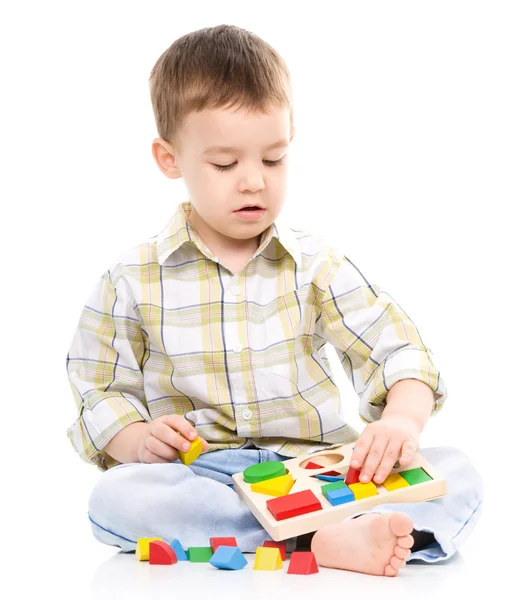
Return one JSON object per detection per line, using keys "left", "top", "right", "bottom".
{"left": 135, "top": 537, "right": 162, "bottom": 561}
{"left": 251, "top": 473, "right": 294, "bottom": 497}
{"left": 253, "top": 547, "right": 283, "bottom": 571}
{"left": 382, "top": 473, "right": 410, "bottom": 491}
{"left": 178, "top": 437, "right": 203, "bottom": 466}
{"left": 348, "top": 481, "right": 378, "bottom": 499}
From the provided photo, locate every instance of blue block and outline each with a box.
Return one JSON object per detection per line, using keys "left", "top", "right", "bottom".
{"left": 210, "top": 546, "right": 248, "bottom": 570}
{"left": 325, "top": 486, "right": 355, "bottom": 506}
{"left": 313, "top": 474, "right": 345, "bottom": 482}
{"left": 170, "top": 538, "right": 188, "bottom": 561}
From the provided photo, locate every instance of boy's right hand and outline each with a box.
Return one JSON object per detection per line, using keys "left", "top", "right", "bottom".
{"left": 137, "top": 414, "right": 209, "bottom": 464}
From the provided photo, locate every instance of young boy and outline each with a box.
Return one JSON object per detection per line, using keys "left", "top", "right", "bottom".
{"left": 66, "top": 25, "right": 483, "bottom": 577}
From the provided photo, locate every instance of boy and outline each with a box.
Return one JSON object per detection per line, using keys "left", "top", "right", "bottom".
{"left": 66, "top": 25, "right": 483, "bottom": 577}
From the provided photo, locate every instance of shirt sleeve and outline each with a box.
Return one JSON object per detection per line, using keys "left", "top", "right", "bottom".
{"left": 66, "top": 269, "right": 151, "bottom": 471}
{"left": 316, "top": 252, "right": 448, "bottom": 424}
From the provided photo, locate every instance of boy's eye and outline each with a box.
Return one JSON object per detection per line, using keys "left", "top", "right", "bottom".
{"left": 212, "top": 158, "right": 284, "bottom": 172}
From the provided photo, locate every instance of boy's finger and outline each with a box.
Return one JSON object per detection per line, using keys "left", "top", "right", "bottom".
{"left": 373, "top": 439, "right": 402, "bottom": 483}
{"left": 399, "top": 440, "right": 417, "bottom": 464}
{"left": 163, "top": 414, "right": 198, "bottom": 441}
{"left": 157, "top": 422, "right": 195, "bottom": 452}
{"left": 359, "top": 436, "right": 389, "bottom": 482}
{"left": 350, "top": 431, "right": 375, "bottom": 469}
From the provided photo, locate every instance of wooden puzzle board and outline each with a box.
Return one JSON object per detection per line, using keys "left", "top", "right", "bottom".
{"left": 232, "top": 442, "right": 447, "bottom": 541}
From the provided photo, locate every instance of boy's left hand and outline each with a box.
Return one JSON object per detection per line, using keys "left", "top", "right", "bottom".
{"left": 350, "top": 415, "right": 421, "bottom": 484}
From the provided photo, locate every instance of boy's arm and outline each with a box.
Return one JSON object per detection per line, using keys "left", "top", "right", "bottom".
{"left": 66, "top": 269, "right": 150, "bottom": 471}
{"left": 316, "top": 251, "right": 447, "bottom": 425}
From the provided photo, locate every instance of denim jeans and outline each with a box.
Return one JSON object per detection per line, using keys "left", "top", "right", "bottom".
{"left": 87, "top": 445, "right": 483, "bottom": 563}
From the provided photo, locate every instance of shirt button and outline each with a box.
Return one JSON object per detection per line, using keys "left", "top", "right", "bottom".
{"left": 242, "top": 408, "right": 253, "bottom": 420}
{"left": 231, "top": 285, "right": 241, "bottom": 296}
{"left": 233, "top": 343, "right": 243, "bottom": 353}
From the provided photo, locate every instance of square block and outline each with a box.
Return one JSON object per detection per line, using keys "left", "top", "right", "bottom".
{"left": 399, "top": 467, "right": 432, "bottom": 485}
{"left": 348, "top": 481, "right": 378, "bottom": 499}
{"left": 320, "top": 481, "right": 347, "bottom": 495}
{"left": 382, "top": 473, "right": 410, "bottom": 491}
{"left": 325, "top": 486, "right": 355, "bottom": 506}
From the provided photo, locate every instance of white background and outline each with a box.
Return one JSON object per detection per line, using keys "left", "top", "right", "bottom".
{"left": 1, "top": 1, "right": 529, "bottom": 597}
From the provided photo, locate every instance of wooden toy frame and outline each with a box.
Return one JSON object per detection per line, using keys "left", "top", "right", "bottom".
{"left": 232, "top": 442, "right": 447, "bottom": 541}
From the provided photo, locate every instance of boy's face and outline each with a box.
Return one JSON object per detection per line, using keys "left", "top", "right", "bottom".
{"left": 152, "top": 105, "right": 294, "bottom": 251}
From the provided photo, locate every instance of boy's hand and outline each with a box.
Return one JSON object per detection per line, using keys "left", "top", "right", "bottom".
{"left": 137, "top": 414, "right": 209, "bottom": 464}
{"left": 350, "top": 415, "right": 420, "bottom": 484}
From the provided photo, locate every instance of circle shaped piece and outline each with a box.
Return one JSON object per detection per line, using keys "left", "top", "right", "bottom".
{"left": 243, "top": 461, "right": 286, "bottom": 484}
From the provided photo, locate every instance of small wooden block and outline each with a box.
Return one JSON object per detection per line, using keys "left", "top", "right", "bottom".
{"left": 313, "top": 474, "right": 344, "bottom": 482}
{"left": 267, "top": 489, "right": 322, "bottom": 521}
{"left": 170, "top": 538, "right": 188, "bottom": 561}
{"left": 345, "top": 465, "right": 361, "bottom": 485}
{"left": 383, "top": 473, "right": 410, "bottom": 491}
{"left": 243, "top": 461, "right": 286, "bottom": 484}
{"left": 399, "top": 467, "right": 432, "bottom": 485}
{"left": 263, "top": 540, "right": 287, "bottom": 560}
{"left": 287, "top": 551, "right": 319, "bottom": 574}
{"left": 251, "top": 473, "right": 294, "bottom": 497}
{"left": 320, "top": 470, "right": 341, "bottom": 476}
{"left": 149, "top": 540, "right": 177, "bottom": 565}
{"left": 253, "top": 547, "right": 283, "bottom": 570}
{"left": 135, "top": 537, "right": 162, "bottom": 561}
{"left": 304, "top": 461, "right": 324, "bottom": 469}
{"left": 348, "top": 481, "right": 378, "bottom": 499}
{"left": 320, "top": 481, "right": 347, "bottom": 495}
{"left": 210, "top": 546, "right": 248, "bottom": 570}
{"left": 325, "top": 486, "right": 355, "bottom": 506}
{"left": 187, "top": 547, "right": 214, "bottom": 562}
{"left": 210, "top": 537, "right": 238, "bottom": 552}
{"left": 178, "top": 436, "right": 203, "bottom": 466}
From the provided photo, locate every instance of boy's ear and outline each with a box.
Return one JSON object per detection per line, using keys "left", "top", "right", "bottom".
{"left": 152, "top": 138, "right": 182, "bottom": 179}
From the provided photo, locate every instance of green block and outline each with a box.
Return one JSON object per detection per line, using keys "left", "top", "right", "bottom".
{"left": 321, "top": 480, "right": 347, "bottom": 495}
{"left": 187, "top": 547, "right": 214, "bottom": 562}
{"left": 399, "top": 467, "right": 432, "bottom": 485}
{"left": 243, "top": 461, "right": 286, "bottom": 484}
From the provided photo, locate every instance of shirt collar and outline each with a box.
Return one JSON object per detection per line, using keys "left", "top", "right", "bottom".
{"left": 156, "top": 200, "right": 301, "bottom": 268}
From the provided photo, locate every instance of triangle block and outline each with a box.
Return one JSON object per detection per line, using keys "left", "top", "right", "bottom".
{"left": 304, "top": 461, "right": 324, "bottom": 469}
{"left": 210, "top": 546, "right": 248, "bottom": 570}
{"left": 149, "top": 540, "right": 177, "bottom": 565}
{"left": 251, "top": 473, "right": 294, "bottom": 497}
{"left": 262, "top": 540, "right": 287, "bottom": 560}
{"left": 287, "top": 551, "right": 319, "bottom": 574}
{"left": 345, "top": 465, "right": 361, "bottom": 485}
{"left": 135, "top": 537, "right": 162, "bottom": 561}
{"left": 170, "top": 538, "right": 188, "bottom": 561}
{"left": 253, "top": 547, "right": 283, "bottom": 570}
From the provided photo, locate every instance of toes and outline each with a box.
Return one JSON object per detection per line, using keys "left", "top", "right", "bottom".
{"left": 397, "top": 534, "right": 414, "bottom": 549}
{"left": 394, "top": 546, "right": 411, "bottom": 560}
{"left": 389, "top": 512, "right": 414, "bottom": 537}
{"left": 390, "top": 555, "right": 406, "bottom": 571}
{"left": 384, "top": 564, "right": 398, "bottom": 577}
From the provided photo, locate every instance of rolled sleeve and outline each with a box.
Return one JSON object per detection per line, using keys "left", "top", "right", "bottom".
{"left": 66, "top": 269, "right": 150, "bottom": 471}
{"left": 317, "top": 252, "right": 448, "bottom": 424}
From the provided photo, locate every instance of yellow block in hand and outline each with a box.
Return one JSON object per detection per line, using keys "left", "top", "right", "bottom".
{"left": 178, "top": 436, "right": 203, "bottom": 466}
{"left": 251, "top": 473, "right": 294, "bottom": 497}
{"left": 253, "top": 547, "right": 283, "bottom": 570}
{"left": 136, "top": 537, "right": 162, "bottom": 561}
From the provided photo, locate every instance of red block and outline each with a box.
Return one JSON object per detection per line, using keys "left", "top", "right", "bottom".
{"left": 287, "top": 551, "right": 319, "bottom": 574}
{"left": 149, "top": 540, "right": 177, "bottom": 565}
{"left": 304, "top": 461, "right": 324, "bottom": 470}
{"left": 321, "top": 470, "right": 341, "bottom": 476}
{"left": 266, "top": 489, "right": 322, "bottom": 521}
{"left": 210, "top": 537, "right": 238, "bottom": 552}
{"left": 345, "top": 465, "right": 361, "bottom": 485}
{"left": 263, "top": 540, "right": 287, "bottom": 560}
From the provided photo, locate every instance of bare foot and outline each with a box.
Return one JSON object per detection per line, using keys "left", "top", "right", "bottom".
{"left": 311, "top": 512, "right": 415, "bottom": 577}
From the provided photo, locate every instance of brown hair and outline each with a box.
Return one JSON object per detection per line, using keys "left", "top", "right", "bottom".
{"left": 149, "top": 24, "right": 294, "bottom": 152}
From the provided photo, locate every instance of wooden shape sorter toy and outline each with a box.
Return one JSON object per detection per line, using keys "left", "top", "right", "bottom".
{"left": 232, "top": 442, "right": 447, "bottom": 541}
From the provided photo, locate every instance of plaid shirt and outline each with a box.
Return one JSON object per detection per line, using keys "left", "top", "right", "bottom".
{"left": 66, "top": 201, "right": 447, "bottom": 471}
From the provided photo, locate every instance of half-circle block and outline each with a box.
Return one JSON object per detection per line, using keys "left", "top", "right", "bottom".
{"left": 287, "top": 551, "right": 319, "bottom": 574}
{"left": 210, "top": 546, "right": 248, "bottom": 570}
{"left": 210, "top": 537, "right": 238, "bottom": 552}
{"left": 149, "top": 540, "right": 177, "bottom": 565}
{"left": 251, "top": 473, "right": 294, "bottom": 496}
{"left": 170, "top": 538, "right": 188, "bottom": 561}
{"left": 253, "top": 547, "right": 283, "bottom": 570}
{"left": 178, "top": 436, "right": 203, "bottom": 466}
{"left": 262, "top": 540, "right": 287, "bottom": 560}
{"left": 135, "top": 537, "right": 162, "bottom": 561}
{"left": 267, "top": 489, "right": 322, "bottom": 521}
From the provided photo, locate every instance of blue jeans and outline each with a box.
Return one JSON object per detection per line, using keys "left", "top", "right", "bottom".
{"left": 88, "top": 445, "right": 483, "bottom": 563}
